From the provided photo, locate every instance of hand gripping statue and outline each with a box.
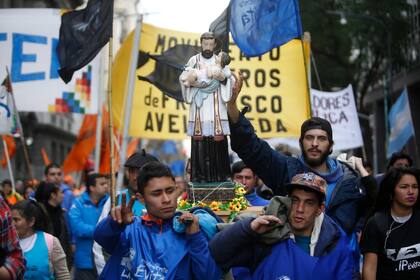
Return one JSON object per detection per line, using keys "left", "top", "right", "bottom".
{"left": 180, "top": 32, "right": 234, "bottom": 183}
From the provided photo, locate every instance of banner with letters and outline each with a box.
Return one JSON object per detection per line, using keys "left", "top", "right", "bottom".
{"left": 311, "top": 85, "right": 363, "bottom": 150}
{"left": 112, "top": 23, "right": 310, "bottom": 140}
{"left": 0, "top": 9, "right": 100, "bottom": 114}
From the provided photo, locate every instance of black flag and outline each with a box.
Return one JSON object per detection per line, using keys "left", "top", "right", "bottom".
{"left": 138, "top": 44, "right": 198, "bottom": 101}
{"left": 209, "top": 4, "right": 231, "bottom": 53}
{"left": 57, "top": 0, "right": 113, "bottom": 83}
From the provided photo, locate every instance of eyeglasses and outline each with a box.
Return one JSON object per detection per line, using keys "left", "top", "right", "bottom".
{"left": 48, "top": 172, "right": 62, "bottom": 176}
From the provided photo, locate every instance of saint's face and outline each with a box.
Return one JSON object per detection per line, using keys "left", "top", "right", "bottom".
{"left": 201, "top": 38, "right": 216, "bottom": 59}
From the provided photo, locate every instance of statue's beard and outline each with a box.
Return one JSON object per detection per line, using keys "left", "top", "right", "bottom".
{"left": 202, "top": 50, "right": 213, "bottom": 59}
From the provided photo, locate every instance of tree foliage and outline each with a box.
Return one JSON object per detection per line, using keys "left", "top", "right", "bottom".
{"left": 300, "top": 0, "right": 411, "bottom": 111}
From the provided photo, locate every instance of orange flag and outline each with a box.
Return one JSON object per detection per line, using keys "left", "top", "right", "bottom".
{"left": 1, "top": 135, "right": 16, "bottom": 168}
{"left": 41, "top": 148, "right": 51, "bottom": 166}
{"left": 99, "top": 109, "right": 120, "bottom": 174}
{"left": 126, "top": 138, "right": 139, "bottom": 158}
{"left": 63, "top": 115, "right": 97, "bottom": 174}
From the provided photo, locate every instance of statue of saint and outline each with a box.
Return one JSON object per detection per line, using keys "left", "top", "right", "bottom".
{"left": 180, "top": 32, "right": 234, "bottom": 183}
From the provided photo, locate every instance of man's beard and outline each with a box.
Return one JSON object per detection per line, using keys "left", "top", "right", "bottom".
{"left": 302, "top": 147, "right": 330, "bottom": 168}
{"left": 202, "top": 49, "right": 213, "bottom": 59}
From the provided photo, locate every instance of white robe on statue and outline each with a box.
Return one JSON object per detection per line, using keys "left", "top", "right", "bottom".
{"left": 180, "top": 53, "right": 234, "bottom": 137}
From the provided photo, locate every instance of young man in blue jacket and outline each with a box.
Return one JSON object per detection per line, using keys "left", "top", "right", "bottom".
{"left": 210, "top": 173, "right": 354, "bottom": 280}
{"left": 232, "top": 161, "right": 269, "bottom": 206}
{"left": 93, "top": 150, "right": 159, "bottom": 275}
{"left": 94, "top": 161, "right": 221, "bottom": 280}
{"left": 69, "top": 173, "right": 109, "bottom": 280}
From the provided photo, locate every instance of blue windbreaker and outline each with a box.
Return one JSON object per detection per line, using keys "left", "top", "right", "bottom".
{"left": 94, "top": 215, "right": 222, "bottom": 280}
{"left": 69, "top": 191, "right": 108, "bottom": 269}
{"left": 209, "top": 215, "right": 354, "bottom": 280}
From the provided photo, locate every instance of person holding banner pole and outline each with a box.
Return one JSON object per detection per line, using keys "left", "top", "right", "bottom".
{"left": 227, "top": 73, "right": 376, "bottom": 276}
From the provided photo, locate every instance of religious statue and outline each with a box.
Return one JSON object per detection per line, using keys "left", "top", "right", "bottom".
{"left": 180, "top": 32, "right": 235, "bottom": 183}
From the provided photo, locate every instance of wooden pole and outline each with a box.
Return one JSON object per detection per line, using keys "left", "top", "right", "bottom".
{"left": 5, "top": 67, "right": 34, "bottom": 180}
{"left": 115, "top": 15, "right": 143, "bottom": 192}
{"left": 94, "top": 51, "right": 106, "bottom": 172}
{"left": 2, "top": 136, "right": 16, "bottom": 192}
{"left": 107, "top": 37, "right": 116, "bottom": 207}
{"left": 300, "top": 32, "right": 312, "bottom": 118}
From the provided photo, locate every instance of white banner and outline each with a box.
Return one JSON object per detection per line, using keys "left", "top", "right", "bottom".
{"left": 0, "top": 9, "right": 100, "bottom": 114}
{"left": 311, "top": 85, "right": 363, "bottom": 150}
{"left": 0, "top": 81, "right": 16, "bottom": 135}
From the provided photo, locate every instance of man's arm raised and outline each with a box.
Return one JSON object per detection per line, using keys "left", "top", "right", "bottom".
{"left": 227, "top": 71, "right": 291, "bottom": 195}
{"left": 227, "top": 71, "right": 244, "bottom": 123}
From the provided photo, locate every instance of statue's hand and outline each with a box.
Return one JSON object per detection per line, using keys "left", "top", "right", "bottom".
{"left": 212, "top": 69, "right": 226, "bottom": 81}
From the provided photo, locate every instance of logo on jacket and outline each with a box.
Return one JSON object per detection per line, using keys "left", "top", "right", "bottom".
{"left": 277, "top": 276, "right": 291, "bottom": 280}
{"left": 386, "top": 243, "right": 420, "bottom": 261}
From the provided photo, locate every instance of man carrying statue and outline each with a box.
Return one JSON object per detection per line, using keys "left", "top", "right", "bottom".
{"left": 180, "top": 31, "right": 235, "bottom": 183}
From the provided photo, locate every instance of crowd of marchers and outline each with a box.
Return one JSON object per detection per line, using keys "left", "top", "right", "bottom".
{"left": 0, "top": 74, "right": 419, "bottom": 280}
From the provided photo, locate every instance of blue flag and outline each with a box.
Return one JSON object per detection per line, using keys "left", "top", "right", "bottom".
{"left": 229, "top": 0, "right": 302, "bottom": 57}
{"left": 387, "top": 89, "right": 414, "bottom": 158}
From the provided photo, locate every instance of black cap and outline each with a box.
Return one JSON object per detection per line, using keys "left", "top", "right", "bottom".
{"left": 300, "top": 117, "right": 333, "bottom": 143}
{"left": 124, "top": 149, "right": 159, "bottom": 169}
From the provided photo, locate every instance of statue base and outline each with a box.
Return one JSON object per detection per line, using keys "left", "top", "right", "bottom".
{"left": 187, "top": 181, "right": 235, "bottom": 203}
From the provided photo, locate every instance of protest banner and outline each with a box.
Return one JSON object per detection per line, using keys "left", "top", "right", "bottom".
{"left": 112, "top": 23, "right": 310, "bottom": 140}
{"left": 311, "top": 85, "right": 363, "bottom": 150}
{"left": 0, "top": 9, "right": 100, "bottom": 114}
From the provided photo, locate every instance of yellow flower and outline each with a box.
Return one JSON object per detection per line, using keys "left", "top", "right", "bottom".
{"left": 197, "top": 201, "right": 207, "bottom": 207}
{"left": 235, "top": 187, "right": 247, "bottom": 195}
{"left": 178, "top": 199, "right": 187, "bottom": 208}
{"left": 233, "top": 204, "right": 242, "bottom": 212}
{"left": 209, "top": 201, "right": 220, "bottom": 211}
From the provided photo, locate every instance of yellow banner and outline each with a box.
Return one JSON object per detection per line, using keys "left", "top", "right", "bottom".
{"left": 112, "top": 23, "right": 310, "bottom": 140}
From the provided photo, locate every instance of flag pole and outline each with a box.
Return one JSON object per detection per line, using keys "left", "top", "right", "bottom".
{"left": 5, "top": 67, "right": 34, "bottom": 180}
{"left": 2, "top": 136, "right": 16, "bottom": 192}
{"left": 94, "top": 51, "right": 106, "bottom": 172}
{"left": 115, "top": 14, "right": 143, "bottom": 193}
{"left": 300, "top": 32, "right": 312, "bottom": 117}
{"left": 107, "top": 36, "right": 117, "bottom": 207}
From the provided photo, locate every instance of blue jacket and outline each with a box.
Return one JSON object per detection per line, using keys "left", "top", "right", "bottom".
{"left": 244, "top": 190, "right": 270, "bottom": 206}
{"left": 60, "top": 183, "right": 75, "bottom": 212}
{"left": 209, "top": 215, "right": 354, "bottom": 279}
{"left": 60, "top": 183, "right": 75, "bottom": 244}
{"left": 230, "top": 114, "right": 374, "bottom": 235}
{"left": 94, "top": 215, "right": 222, "bottom": 280}
{"left": 69, "top": 192, "right": 108, "bottom": 269}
